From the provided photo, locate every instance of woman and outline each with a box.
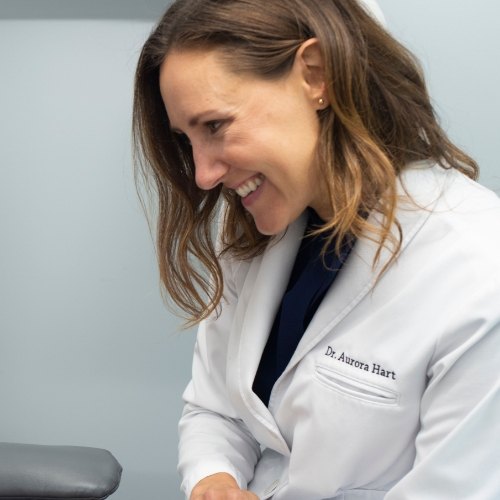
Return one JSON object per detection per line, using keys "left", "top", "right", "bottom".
{"left": 133, "top": 0, "right": 500, "bottom": 498}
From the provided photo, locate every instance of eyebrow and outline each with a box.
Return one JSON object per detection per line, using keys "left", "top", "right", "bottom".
{"left": 170, "top": 109, "right": 220, "bottom": 132}
{"left": 187, "top": 115, "right": 202, "bottom": 128}
{"left": 189, "top": 109, "right": 221, "bottom": 127}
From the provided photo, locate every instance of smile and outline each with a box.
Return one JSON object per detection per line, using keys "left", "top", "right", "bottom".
{"left": 235, "top": 174, "right": 264, "bottom": 198}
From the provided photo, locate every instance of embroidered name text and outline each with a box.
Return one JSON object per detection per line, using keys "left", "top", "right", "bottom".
{"left": 324, "top": 346, "right": 397, "bottom": 380}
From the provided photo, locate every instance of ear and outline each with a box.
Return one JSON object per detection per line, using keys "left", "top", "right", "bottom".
{"left": 295, "top": 38, "right": 328, "bottom": 110}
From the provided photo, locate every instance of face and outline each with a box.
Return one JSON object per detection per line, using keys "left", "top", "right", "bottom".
{"left": 159, "top": 47, "right": 329, "bottom": 235}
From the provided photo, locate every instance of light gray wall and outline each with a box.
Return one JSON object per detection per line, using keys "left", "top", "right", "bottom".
{"left": 378, "top": 0, "right": 500, "bottom": 190}
{"left": 0, "top": 0, "right": 170, "bottom": 20}
{"left": 0, "top": 6, "right": 193, "bottom": 500}
{"left": 0, "top": 2, "right": 498, "bottom": 500}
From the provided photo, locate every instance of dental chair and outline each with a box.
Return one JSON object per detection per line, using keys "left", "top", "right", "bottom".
{"left": 0, "top": 442, "right": 122, "bottom": 499}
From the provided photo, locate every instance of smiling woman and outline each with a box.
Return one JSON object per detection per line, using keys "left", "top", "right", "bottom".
{"left": 133, "top": 0, "right": 477, "bottom": 324}
{"left": 132, "top": 0, "right": 500, "bottom": 499}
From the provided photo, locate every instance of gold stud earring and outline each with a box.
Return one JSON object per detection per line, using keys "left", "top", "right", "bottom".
{"left": 318, "top": 97, "right": 325, "bottom": 106}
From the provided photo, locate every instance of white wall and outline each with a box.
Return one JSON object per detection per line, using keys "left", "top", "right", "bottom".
{"left": 378, "top": 0, "right": 500, "bottom": 190}
{"left": 0, "top": 2, "right": 498, "bottom": 500}
{"left": 0, "top": 16, "right": 194, "bottom": 500}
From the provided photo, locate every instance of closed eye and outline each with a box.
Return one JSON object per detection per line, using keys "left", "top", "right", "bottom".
{"left": 205, "top": 120, "right": 223, "bottom": 134}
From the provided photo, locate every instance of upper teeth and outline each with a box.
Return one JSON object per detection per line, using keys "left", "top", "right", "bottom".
{"left": 236, "top": 175, "right": 263, "bottom": 197}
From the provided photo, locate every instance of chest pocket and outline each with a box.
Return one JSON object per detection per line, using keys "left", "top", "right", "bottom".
{"left": 315, "top": 364, "right": 399, "bottom": 406}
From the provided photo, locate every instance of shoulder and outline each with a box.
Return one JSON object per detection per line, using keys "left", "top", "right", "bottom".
{"left": 398, "top": 161, "right": 500, "bottom": 298}
{"left": 399, "top": 161, "right": 500, "bottom": 211}
{"left": 394, "top": 164, "right": 500, "bottom": 361}
{"left": 400, "top": 162, "right": 500, "bottom": 248}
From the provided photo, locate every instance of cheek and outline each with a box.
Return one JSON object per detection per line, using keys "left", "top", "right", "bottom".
{"left": 279, "top": 108, "right": 320, "bottom": 160}
{"left": 225, "top": 109, "right": 320, "bottom": 180}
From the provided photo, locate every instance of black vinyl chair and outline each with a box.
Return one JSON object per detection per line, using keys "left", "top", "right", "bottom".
{"left": 0, "top": 442, "right": 122, "bottom": 500}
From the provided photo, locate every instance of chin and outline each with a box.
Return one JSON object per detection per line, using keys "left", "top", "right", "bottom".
{"left": 253, "top": 216, "right": 289, "bottom": 236}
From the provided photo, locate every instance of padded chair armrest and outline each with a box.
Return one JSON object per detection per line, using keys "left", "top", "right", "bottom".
{"left": 0, "top": 442, "right": 122, "bottom": 500}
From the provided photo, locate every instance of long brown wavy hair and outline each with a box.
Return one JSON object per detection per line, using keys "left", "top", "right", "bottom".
{"left": 133, "top": 0, "right": 478, "bottom": 325}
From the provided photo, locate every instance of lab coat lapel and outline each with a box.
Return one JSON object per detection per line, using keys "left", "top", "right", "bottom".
{"left": 227, "top": 213, "right": 307, "bottom": 451}
{"left": 282, "top": 218, "right": 403, "bottom": 372}
{"left": 282, "top": 164, "right": 448, "bottom": 376}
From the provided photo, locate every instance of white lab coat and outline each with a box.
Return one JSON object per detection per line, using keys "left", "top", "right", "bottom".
{"left": 178, "top": 162, "right": 500, "bottom": 499}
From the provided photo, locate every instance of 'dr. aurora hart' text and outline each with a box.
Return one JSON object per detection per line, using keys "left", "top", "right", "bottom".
{"left": 324, "top": 346, "right": 397, "bottom": 380}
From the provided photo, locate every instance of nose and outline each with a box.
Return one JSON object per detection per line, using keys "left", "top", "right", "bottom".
{"left": 192, "top": 142, "right": 228, "bottom": 191}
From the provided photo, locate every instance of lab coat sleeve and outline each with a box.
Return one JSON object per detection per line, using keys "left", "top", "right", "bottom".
{"left": 178, "top": 256, "right": 261, "bottom": 498}
{"left": 385, "top": 294, "right": 500, "bottom": 498}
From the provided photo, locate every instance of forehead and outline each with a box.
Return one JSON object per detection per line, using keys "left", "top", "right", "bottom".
{"left": 159, "top": 49, "right": 242, "bottom": 98}
{"left": 161, "top": 48, "right": 228, "bottom": 80}
{"left": 159, "top": 49, "right": 243, "bottom": 119}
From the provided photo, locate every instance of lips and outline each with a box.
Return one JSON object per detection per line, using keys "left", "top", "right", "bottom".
{"left": 235, "top": 174, "right": 264, "bottom": 198}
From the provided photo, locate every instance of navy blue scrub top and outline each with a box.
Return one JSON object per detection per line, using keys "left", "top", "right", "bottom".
{"left": 252, "top": 210, "right": 353, "bottom": 406}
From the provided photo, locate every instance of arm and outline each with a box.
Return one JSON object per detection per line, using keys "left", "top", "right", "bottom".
{"left": 178, "top": 257, "right": 261, "bottom": 498}
{"left": 179, "top": 400, "right": 261, "bottom": 497}
{"left": 385, "top": 316, "right": 500, "bottom": 499}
